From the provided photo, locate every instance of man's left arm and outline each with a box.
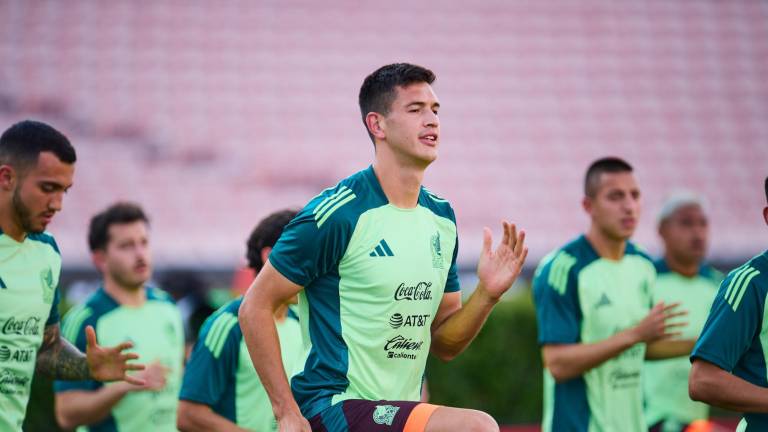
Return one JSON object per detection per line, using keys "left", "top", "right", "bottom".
{"left": 37, "top": 323, "right": 144, "bottom": 383}
{"left": 646, "top": 339, "right": 696, "bottom": 360}
{"left": 431, "top": 222, "right": 527, "bottom": 361}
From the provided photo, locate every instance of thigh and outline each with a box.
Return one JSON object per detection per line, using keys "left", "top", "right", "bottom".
{"left": 309, "top": 399, "right": 436, "bottom": 432}
{"left": 423, "top": 406, "right": 499, "bottom": 432}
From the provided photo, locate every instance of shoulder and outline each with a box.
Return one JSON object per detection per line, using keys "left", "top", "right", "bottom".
{"left": 534, "top": 236, "right": 597, "bottom": 293}
{"left": 625, "top": 241, "right": 654, "bottom": 264}
{"left": 699, "top": 264, "right": 725, "bottom": 285}
{"left": 27, "top": 231, "right": 60, "bottom": 255}
{"left": 418, "top": 186, "right": 456, "bottom": 223}
{"left": 298, "top": 168, "right": 387, "bottom": 230}
{"left": 146, "top": 286, "right": 177, "bottom": 305}
{"left": 61, "top": 289, "right": 118, "bottom": 341}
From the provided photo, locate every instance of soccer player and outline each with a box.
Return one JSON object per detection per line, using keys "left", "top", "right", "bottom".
{"left": 532, "top": 157, "right": 693, "bottom": 432}
{"left": 0, "top": 121, "right": 143, "bottom": 432}
{"left": 239, "top": 63, "right": 528, "bottom": 432}
{"left": 689, "top": 177, "right": 768, "bottom": 431}
{"left": 644, "top": 193, "right": 722, "bottom": 432}
{"left": 54, "top": 202, "right": 185, "bottom": 431}
{"left": 177, "top": 209, "right": 302, "bottom": 432}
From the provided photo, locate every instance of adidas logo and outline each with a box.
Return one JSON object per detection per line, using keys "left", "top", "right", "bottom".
{"left": 594, "top": 292, "right": 611, "bottom": 309}
{"left": 369, "top": 239, "right": 394, "bottom": 257}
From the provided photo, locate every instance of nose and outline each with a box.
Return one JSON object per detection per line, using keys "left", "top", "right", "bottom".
{"left": 424, "top": 111, "right": 439, "bottom": 128}
{"left": 49, "top": 192, "right": 64, "bottom": 212}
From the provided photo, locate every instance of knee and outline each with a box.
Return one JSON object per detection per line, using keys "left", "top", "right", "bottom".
{"left": 465, "top": 410, "right": 499, "bottom": 432}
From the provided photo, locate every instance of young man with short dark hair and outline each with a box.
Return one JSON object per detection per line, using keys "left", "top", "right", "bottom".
{"left": 0, "top": 121, "right": 143, "bottom": 431}
{"left": 533, "top": 157, "right": 692, "bottom": 432}
{"left": 54, "top": 202, "right": 184, "bottom": 431}
{"left": 240, "top": 63, "right": 528, "bottom": 432}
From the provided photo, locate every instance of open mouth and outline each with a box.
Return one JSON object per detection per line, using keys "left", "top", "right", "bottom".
{"left": 419, "top": 133, "right": 438, "bottom": 145}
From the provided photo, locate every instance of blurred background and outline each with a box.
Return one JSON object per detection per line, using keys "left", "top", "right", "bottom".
{"left": 2, "top": 0, "right": 766, "bottom": 430}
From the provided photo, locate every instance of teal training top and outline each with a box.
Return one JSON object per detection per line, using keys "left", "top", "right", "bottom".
{"left": 54, "top": 287, "right": 185, "bottom": 432}
{"left": 179, "top": 297, "right": 302, "bottom": 431}
{"left": 533, "top": 235, "right": 656, "bottom": 432}
{"left": 643, "top": 260, "right": 722, "bottom": 428}
{"left": 0, "top": 230, "right": 61, "bottom": 432}
{"left": 691, "top": 251, "right": 768, "bottom": 432}
{"left": 269, "top": 166, "right": 460, "bottom": 420}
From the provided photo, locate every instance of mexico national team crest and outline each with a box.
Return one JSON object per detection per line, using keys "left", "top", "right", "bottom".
{"left": 372, "top": 405, "right": 400, "bottom": 426}
{"left": 430, "top": 231, "right": 443, "bottom": 269}
{"left": 40, "top": 267, "right": 55, "bottom": 304}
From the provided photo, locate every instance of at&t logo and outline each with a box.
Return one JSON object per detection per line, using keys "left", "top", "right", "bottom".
{"left": 389, "top": 313, "right": 430, "bottom": 329}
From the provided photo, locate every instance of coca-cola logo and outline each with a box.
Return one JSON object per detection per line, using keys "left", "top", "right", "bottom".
{"left": 1, "top": 317, "right": 41, "bottom": 336}
{"left": 394, "top": 282, "right": 433, "bottom": 301}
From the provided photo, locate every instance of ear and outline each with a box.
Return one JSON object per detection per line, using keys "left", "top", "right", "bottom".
{"left": 91, "top": 250, "right": 107, "bottom": 274}
{"left": 365, "top": 112, "right": 386, "bottom": 141}
{"left": 582, "top": 196, "right": 592, "bottom": 215}
{"left": 260, "top": 246, "right": 272, "bottom": 266}
{"left": 0, "top": 165, "right": 16, "bottom": 191}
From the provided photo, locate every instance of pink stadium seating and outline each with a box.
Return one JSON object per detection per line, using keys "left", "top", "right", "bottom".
{"left": 1, "top": 1, "right": 766, "bottom": 267}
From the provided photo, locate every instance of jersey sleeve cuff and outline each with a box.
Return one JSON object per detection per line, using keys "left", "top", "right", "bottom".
{"left": 690, "top": 350, "right": 733, "bottom": 372}
{"left": 269, "top": 254, "right": 310, "bottom": 287}
{"left": 178, "top": 389, "right": 218, "bottom": 406}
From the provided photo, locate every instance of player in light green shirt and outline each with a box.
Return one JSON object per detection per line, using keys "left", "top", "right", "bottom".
{"left": 239, "top": 63, "right": 529, "bottom": 432}
{"left": 533, "top": 158, "right": 694, "bottom": 432}
{"left": 178, "top": 209, "right": 303, "bottom": 431}
{"left": 0, "top": 121, "right": 143, "bottom": 432}
{"left": 54, "top": 202, "right": 184, "bottom": 431}
{"left": 643, "top": 193, "right": 722, "bottom": 432}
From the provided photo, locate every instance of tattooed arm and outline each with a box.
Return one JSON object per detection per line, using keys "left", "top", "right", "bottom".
{"left": 36, "top": 323, "right": 144, "bottom": 382}
{"left": 36, "top": 323, "right": 90, "bottom": 380}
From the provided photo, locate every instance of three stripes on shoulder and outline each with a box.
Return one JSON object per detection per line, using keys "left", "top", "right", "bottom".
{"left": 205, "top": 312, "right": 238, "bottom": 358}
{"left": 724, "top": 265, "right": 761, "bottom": 312}
{"left": 314, "top": 186, "right": 356, "bottom": 228}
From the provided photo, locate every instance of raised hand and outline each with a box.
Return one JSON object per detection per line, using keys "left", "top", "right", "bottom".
{"left": 631, "top": 302, "right": 688, "bottom": 344}
{"left": 476, "top": 221, "right": 528, "bottom": 301}
{"left": 278, "top": 411, "right": 312, "bottom": 432}
{"left": 129, "top": 361, "right": 169, "bottom": 392}
{"left": 85, "top": 325, "right": 146, "bottom": 385}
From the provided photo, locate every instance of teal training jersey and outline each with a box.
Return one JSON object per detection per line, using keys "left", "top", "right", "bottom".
{"left": 533, "top": 235, "right": 656, "bottom": 432}
{"left": 269, "top": 166, "right": 460, "bottom": 420}
{"left": 691, "top": 251, "right": 768, "bottom": 432}
{"left": 179, "top": 297, "right": 302, "bottom": 431}
{"left": 54, "top": 287, "right": 184, "bottom": 432}
{"left": 643, "top": 260, "right": 722, "bottom": 428}
{"left": 0, "top": 231, "right": 61, "bottom": 432}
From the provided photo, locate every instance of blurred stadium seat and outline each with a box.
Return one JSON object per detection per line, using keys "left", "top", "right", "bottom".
{"left": 1, "top": 0, "right": 766, "bottom": 266}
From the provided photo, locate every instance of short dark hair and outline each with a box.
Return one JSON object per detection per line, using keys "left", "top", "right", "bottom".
{"left": 0, "top": 120, "right": 76, "bottom": 173}
{"left": 88, "top": 202, "right": 150, "bottom": 251}
{"left": 584, "top": 157, "right": 634, "bottom": 197}
{"left": 246, "top": 209, "right": 298, "bottom": 272}
{"left": 359, "top": 63, "right": 436, "bottom": 142}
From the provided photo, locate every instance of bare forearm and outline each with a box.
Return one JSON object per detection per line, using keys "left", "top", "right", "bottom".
{"left": 431, "top": 286, "right": 497, "bottom": 361}
{"left": 646, "top": 339, "right": 696, "bottom": 360}
{"left": 177, "top": 401, "right": 249, "bottom": 432}
{"left": 55, "top": 385, "right": 132, "bottom": 429}
{"left": 690, "top": 360, "right": 768, "bottom": 413}
{"left": 37, "top": 325, "right": 90, "bottom": 380}
{"left": 239, "top": 294, "right": 300, "bottom": 419}
{"left": 543, "top": 329, "right": 639, "bottom": 382}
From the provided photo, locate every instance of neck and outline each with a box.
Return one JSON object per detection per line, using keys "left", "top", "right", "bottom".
{"left": 103, "top": 277, "right": 146, "bottom": 307}
{"left": 372, "top": 147, "right": 426, "bottom": 208}
{"left": 0, "top": 205, "right": 27, "bottom": 242}
{"left": 664, "top": 254, "right": 700, "bottom": 278}
{"left": 585, "top": 225, "right": 627, "bottom": 260}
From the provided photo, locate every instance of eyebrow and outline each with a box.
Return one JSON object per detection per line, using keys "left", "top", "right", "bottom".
{"left": 406, "top": 101, "right": 441, "bottom": 109}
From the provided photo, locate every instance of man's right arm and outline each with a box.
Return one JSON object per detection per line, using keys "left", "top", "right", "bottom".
{"left": 239, "top": 261, "right": 310, "bottom": 431}
{"left": 55, "top": 361, "right": 167, "bottom": 429}
{"left": 689, "top": 359, "right": 768, "bottom": 413}
{"left": 55, "top": 383, "right": 133, "bottom": 429}
{"left": 177, "top": 401, "right": 250, "bottom": 432}
{"left": 543, "top": 302, "right": 683, "bottom": 382}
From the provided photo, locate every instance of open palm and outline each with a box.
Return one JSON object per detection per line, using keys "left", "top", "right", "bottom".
{"left": 84, "top": 325, "right": 145, "bottom": 385}
{"left": 476, "top": 221, "right": 528, "bottom": 300}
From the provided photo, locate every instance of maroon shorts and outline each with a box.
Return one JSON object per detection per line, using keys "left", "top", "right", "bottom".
{"left": 308, "top": 399, "right": 439, "bottom": 432}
